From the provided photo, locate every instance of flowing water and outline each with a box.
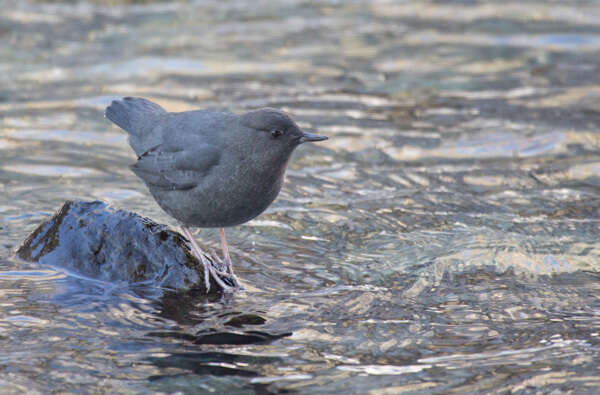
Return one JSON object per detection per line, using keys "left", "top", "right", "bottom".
{"left": 1, "top": 0, "right": 600, "bottom": 393}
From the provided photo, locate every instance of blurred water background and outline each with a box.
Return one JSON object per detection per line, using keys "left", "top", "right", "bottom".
{"left": 1, "top": 0, "right": 599, "bottom": 393}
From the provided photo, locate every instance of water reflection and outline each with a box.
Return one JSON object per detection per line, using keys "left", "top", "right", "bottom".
{"left": 1, "top": 0, "right": 600, "bottom": 393}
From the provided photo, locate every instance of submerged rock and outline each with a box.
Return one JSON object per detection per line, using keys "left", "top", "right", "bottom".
{"left": 16, "top": 200, "right": 227, "bottom": 293}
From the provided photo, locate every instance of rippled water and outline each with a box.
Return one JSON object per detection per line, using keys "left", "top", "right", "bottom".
{"left": 1, "top": 0, "right": 600, "bottom": 393}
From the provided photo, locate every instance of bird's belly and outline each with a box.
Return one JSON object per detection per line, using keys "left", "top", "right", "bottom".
{"left": 150, "top": 174, "right": 282, "bottom": 228}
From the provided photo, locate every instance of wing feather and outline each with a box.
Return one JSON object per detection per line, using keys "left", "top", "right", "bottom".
{"left": 131, "top": 143, "right": 220, "bottom": 191}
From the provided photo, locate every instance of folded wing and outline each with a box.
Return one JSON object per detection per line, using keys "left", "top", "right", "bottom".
{"left": 131, "top": 143, "right": 220, "bottom": 191}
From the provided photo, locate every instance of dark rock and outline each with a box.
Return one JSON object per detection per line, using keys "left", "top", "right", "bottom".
{"left": 193, "top": 330, "right": 292, "bottom": 345}
{"left": 16, "top": 200, "right": 227, "bottom": 293}
{"left": 224, "top": 314, "right": 267, "bottom": 327}
{"left": 146, "top": 329, "right": 291, "bottom": 345}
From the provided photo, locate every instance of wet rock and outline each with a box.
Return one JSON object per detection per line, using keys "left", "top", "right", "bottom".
{"left": 225, "top": 314, "right": 267, "bottom": 327}
{"left": 16, "top": 200, "right": 227, "bottom": 293}
{"left": 192, "top": 330, "right": 292, "bottom": 345}
{"left": 148, "top": 330, "right": 291, "bottom": 345}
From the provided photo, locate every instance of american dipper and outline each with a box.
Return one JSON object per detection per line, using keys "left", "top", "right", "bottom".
{"left": 105, "top": 97, "right": 327, "bottom": 292}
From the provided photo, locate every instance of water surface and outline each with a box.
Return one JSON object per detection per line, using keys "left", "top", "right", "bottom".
{"left": 1, "top": 0, "right": 599, "bottom": 393}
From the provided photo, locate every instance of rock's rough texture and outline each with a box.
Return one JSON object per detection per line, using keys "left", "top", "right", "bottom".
{"left": 16, "top": 200, "right": 225, "bottom": 293}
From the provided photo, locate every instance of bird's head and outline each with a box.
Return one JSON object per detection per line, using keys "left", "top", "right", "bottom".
{"left": 239, "top": 108, "right": 327, "bottom": 159}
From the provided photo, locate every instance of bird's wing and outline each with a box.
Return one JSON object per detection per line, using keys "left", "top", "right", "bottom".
{"left": 131, "top": 143, "right": 220, "bottom": 191}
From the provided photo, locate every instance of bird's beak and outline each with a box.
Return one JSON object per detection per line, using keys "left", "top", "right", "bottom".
{"left": 299, "top": 132, "right": 328, "bottom": 144}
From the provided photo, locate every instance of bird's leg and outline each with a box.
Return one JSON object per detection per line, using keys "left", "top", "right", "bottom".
{"left": 181, "top": 227, "right": 235, "bottom": 293}
{"left": 182, "top": 227, "right": 211, "bottom": 292}
{"left": 218, "top": 228, "right": 233, "bottom": 273}
{"left": 217, "top": 228, "right": 241, "bottom": 288}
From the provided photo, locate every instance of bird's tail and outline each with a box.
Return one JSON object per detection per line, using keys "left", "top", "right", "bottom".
{"left": 105, "top": 97, "right": 167, "bottom": 135}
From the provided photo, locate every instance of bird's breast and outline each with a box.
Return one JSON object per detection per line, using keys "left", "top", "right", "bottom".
{"left": 182, "top": 159, "right": 286, "bottom": 227}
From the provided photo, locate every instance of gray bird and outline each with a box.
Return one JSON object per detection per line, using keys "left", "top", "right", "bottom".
{"left": 105, "top": 97, "right": 327, "bottom": 292}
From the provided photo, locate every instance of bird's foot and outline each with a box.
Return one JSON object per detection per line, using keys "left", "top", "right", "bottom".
{"left": 189, "top": 247, "right": 238, "bottom": 293}
{"left": 182, "top": 227, "right": 238, "bottom": 293}
{"left": 209, "top": 248, "right": 243, "bottom": 290}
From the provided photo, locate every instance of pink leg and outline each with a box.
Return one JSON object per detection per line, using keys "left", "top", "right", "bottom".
{"left": 182, "top": 227, "right": 235, "bottom": 293}
{"left": 218, "top": 228, "right": 241, "bottom": 288}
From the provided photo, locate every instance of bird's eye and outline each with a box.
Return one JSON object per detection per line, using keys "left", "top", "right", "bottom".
{"left": 271, "top": 130, "right": 283, "bottom": 138}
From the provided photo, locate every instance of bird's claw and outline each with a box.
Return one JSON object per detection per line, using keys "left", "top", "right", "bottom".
{"left": 209, "top": 248, "right": 242, "bottom": 289}
{"left": 190, "top": 247, "right": 237, "bottom": 293}
{"left": 182, "top": 227, "right": 242, "bottom": 293}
